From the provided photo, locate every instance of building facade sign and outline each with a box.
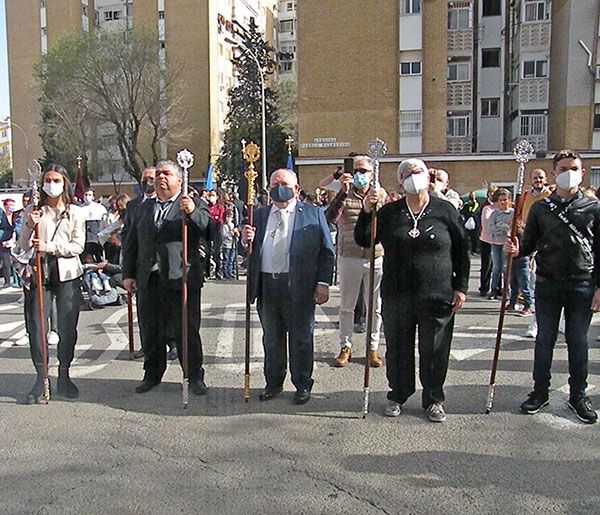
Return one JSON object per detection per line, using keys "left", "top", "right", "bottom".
{"left": 300, "top": 137, "right": 350, "bottom": 149}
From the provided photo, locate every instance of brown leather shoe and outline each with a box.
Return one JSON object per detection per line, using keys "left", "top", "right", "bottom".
{"left": 335, "top": 346, "right": 352, "bottom": 367}
{"left": 369, "top": 349, "right": 383, "bottom": 367}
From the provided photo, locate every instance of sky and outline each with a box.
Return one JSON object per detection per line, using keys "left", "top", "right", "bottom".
{"left": 0, "top": 0, "right": 9, "bottom": 119}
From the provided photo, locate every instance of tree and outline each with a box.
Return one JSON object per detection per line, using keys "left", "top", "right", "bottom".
{"left": 36, "top": 29, "right": 191, "bottom": 185}
{"left": 217, "top": 19, "right": 290, "bottom": 190}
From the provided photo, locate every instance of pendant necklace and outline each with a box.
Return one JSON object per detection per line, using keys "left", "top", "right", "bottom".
{"left": 406, "top": 199, "right": 429, "bottom": 239}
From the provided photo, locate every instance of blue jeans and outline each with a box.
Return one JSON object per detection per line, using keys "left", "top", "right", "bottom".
{"left": 223, "top": 247, "right": 235, "bottom": 278}
{"left": 490, "top": 244, "right": 507, "bottom": 292}
{"left": 509, "top": 256, "right": 532, "bottom": 309}
{"left": 533, "top": 278, "right": 594, "bottom": 399}
{"left": 256, "top": 274, "right": 315, "bottom": 391}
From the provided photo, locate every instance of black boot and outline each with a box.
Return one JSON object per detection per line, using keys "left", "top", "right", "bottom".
{"left": 57, "top": 368, "right": 79, "bottom": 399}
{"left": 25, "top": 375, "right": 51, "bottom": 405}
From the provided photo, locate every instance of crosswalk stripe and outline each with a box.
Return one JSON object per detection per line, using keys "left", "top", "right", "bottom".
{"left": 0, "top": 320, "right": 25, "bottom": 333}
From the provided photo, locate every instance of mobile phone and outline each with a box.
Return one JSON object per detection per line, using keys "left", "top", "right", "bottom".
{"left": 343, "top": 157, "right": 354, "bottom": 176}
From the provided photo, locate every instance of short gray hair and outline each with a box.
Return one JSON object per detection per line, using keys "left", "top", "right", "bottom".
{"left": 156, "top": 160, "right": 182, "bottom": 179}
{"left": 396, "top": 158, "right": 428, "bottom": 183}
{"left": 353, "top": 155, "right": 373, "bottom": 166}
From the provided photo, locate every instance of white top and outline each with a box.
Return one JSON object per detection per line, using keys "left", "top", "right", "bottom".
{"left": 80, "top": 200, "right": 108, "bottom": 222}
{"left": 261, "top": 199, "right": 297, "bottom": 274}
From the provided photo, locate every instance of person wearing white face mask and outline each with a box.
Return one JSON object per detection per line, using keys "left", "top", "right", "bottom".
{"left": 18, "top": 164, "right": 86, "bottom": 404}
{"left": 505, "top": 150, "right": 600, "bottom": 424}
{"left": 355, "top": 158, "right": 470, "bottom": 422}
{"left": 79, "top": 187, "right": 108, "bottom": 262}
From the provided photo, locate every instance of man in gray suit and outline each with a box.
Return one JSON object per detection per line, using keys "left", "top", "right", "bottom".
{"left": 122, "top": 160, "right": 211, "bottom": 395}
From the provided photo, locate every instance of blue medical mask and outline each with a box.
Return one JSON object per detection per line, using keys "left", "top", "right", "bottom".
{"left": 353, "top": 172, "right": 370, "bottom": 189}
{"left": 270, "top": 184, "right": 295, "bottom": 203}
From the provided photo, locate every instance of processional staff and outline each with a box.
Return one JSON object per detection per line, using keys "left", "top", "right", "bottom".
{"left": 362, "top": 138, "right": 387, "bottom": 418}
{"left": 177, "top": 148, "right": 195, "bottom": 409}
{"left": 485, "top": 139, "right": 534, "bottom": 414}
{"left": 242, "top": 140, "right": 260, "bottom": 402}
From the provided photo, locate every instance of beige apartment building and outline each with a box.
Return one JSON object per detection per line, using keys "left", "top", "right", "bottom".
{"left": 296, "top": 0, "right": 600, "bottom": 194}
{"left": 5, "top": 0, "right": 277, "bottom": 189}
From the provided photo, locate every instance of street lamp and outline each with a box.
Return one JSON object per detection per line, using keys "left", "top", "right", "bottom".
{"left": 224, "top": 37, "right": 267, "bottom": 191}
{"left": 3, "top": 116, "right": 29, "bottom": 173}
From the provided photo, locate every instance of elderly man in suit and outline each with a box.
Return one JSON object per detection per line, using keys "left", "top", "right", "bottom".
{"left": 122, "top": 159, "right": 211, "bottom": 395}
{"left": 242, "top": 169, "right": 335, "bottom": 404}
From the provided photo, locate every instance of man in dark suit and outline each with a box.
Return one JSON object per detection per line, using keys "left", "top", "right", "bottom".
{"left": 122, "top": 159, "right": 211, "bottom": 395}
{"left": 242, "top": 169, "right": 335, "bottom": 404}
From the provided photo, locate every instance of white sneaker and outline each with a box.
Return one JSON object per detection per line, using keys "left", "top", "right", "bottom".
{"left": 102, "top": 279, "right": 112, "bottom": 292}
{"left": 13, "top": 333, "right": 29, "bottom": 346}
{"left": 525, "top": 319, "right": 537, "bottom": 338}
{"left": 426, "top": 403, "right": 447, "bottom": 423}
{"left": 384, "top": 400, "right": 402, "bottom": 417}
{"left": 47, "top": 331, "right": 60, "bottom": 345}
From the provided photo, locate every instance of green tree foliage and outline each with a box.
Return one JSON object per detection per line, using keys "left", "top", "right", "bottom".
{"left": 37, "top": 29, "right": 190, "bottom": 183}
{"left": 217, "top": 19, "right": 290, "bottom": 191}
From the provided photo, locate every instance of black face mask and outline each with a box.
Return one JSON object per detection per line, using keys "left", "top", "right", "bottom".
{"left": 270, "top": 184, "right": 295, "bottom": 203}
{"left": 142, "top": 179, "right": 155, "bottom": 194}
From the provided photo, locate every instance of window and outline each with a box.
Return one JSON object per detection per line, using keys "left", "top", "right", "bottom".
{"left": 286, "top": 1, "right": 297, "bottom": 11}
{"left": 448, "top": 7, "right": 471, "bottom": 30}
{"left": 104, "top": 10, "right": 122, "bottom": 21}
{"left": 82, "top": 5, "right": 88, "bottom": 16}
{"left": 279, "top": 62, "right": 293, "bottom": 73}
{"left": 481, "top": 98, "right": 500, "bottom": 117}
{"left": 482, "top": 0, "right": 501, "bottom": 16}
{"left": 482, "top": 48, "right": 501, "bottom": 68}
{"left": 594, "top": 104, "right": 600, "bottom": 131}
{"left": 399, "top": 110, "right": 422, "bottom": 136}
{"left": 158, "top": 10, "right": 165, "bottom": 19}
{"left": 524, "top": 0, "right": 550, "bottom": 22}
{"left": 400, "top": 0, "right": 421, "bottom": 15}
{"left": 400, "top": 61, "right": 422, "bottom": 75}
{"left": 279, "top": 20, "right": 294, "bottom": 32}
{"left": 447, "top": 115, "right": 470, "bottom": 137}
{"left": 0, "top": 130, "right": 6, "bottom": 138}
{"left": 520, "top": 113, "right": 547, "bottom": 136}
{"left": 447, "top": 62, "right": 470, "bottom": 81}
{"left": 522, "top": 60, "right": 548, "bottom": 78}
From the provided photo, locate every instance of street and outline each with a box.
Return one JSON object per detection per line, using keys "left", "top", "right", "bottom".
{"left": 0, "top": 260, "right": 599, "bottom": 514}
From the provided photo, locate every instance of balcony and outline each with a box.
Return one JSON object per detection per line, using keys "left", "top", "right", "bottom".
{"left": 448, "top": 29, "right": 473, "bottom": 56}
{"left": 518, "top": 78, "right": 549, "bottom": 108}
{"left": 447, "top": 137, "right": 472, "bottom": 154}
{"left": 447, "top": 81, "right": 473, "bottom": 109}
{"left": 520, "top": 22, "right": 551, "bottom": 50}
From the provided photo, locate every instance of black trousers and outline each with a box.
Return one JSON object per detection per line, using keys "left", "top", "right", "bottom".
{"left": 382, "top": 296, "right": 455, "bottom": 407}
{"left": 0, "top": 246, "right": 12, "bottom": 283}
{"left": 138, "top": 273, "right": 204, "bottom": 381}
{"left": 256, "top": 274, "right": 315, "bottom": 391}
{"left": 24, "top": 278, "right": 81, "bottom": 373}
{"left": 479, "top": 241, "right": 492, "bottom": 294}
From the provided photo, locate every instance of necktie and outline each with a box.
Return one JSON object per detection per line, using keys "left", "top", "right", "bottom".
{"left": 271, "top": 209, "right": 289, "bottom": 273}
{"left": 155, "top": 200, "right": 172, "bottom": 227}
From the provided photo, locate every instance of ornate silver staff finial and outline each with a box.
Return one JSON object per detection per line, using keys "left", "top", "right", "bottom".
{"left": 177, "top": 148, "right": 195, "bottom": 195}
{"left": 513, "top": 140, "right": 534, "bottom": 196}
{"left": 367, "top": 138, "right": 387, "bottom": 190}
{"left": 28, "top": 159, "right": 42, "bottom": 205}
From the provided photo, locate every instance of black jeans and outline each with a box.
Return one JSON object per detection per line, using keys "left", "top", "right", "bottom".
{"left": 383, "top": 296, "right": 455, "bottom": 407}
{"left": 533, "top": 278, "right": 594, "bottom": 399}
{"left": 0, "top": 246, "right": 12, "bottom": 283}
{"left": 24, "top": 278, "right": 81, "bottom": 372}
{"left": 138, "top": 273, "right": 204, "bottom": 381}
{"left": 256, "top": 274, "right": 315, "bottom": 391}
{"left": 479, "top": 242, "right": 492, "bottom": 294}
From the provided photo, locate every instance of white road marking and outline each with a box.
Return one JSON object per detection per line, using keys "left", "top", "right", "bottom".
{"left": 0, "top": 320, "right": 25, "bottom": 333}
{"left": 214, "top": 303, "right": 240, "bottom": 371}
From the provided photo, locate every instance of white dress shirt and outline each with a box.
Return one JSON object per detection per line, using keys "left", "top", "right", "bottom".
{"left": 261, "top": 199, "right": 297, "bottom": 273}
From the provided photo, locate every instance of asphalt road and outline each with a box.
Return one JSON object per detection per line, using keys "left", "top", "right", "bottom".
{"left": 1, "top": 259, "right": 599, "bottom": 514}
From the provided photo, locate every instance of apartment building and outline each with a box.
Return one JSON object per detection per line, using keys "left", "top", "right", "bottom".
{"left": 277, "top": 0, "right": 297, "bottom": 79}
{"left": 0, "top": 119, "right": 12, "bottom": 172}
{"left": 5, "top": 0, "right": 277, "bottom": 187}
{"left": 297, "top": 0, "right": 600, "bottom": 193}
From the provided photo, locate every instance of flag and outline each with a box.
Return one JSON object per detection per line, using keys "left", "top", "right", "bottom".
{"left": 74, "top": 167, "right": 85, "bottom": 202}
{"left": 205, "top": 162, "right": 214, "bottom": 190}
{"left": 286, "top": 153, "right": 294, "bottom": 171}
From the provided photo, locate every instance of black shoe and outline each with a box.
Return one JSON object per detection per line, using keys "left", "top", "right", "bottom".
{"left": 56, "top": 374, "right": 79, "bottom": 399}
{"left": 25, "top": 378, "right": 51, "bottom": 405}
{"left": 293, "top": 389, "right": 311, "bottom": 405}
{"left": 520, "top": 391, "right": 549, "bottom": 414}
{"left": 135, "top": 376, "right": 160, "bottom": 393}
{"left": 568, "top": 396, "right": 598, "bottom": 424}
{"left": 189, "top": 377, "right": 208, "bottom": 395}
{"left": 354, "top": 323, "right": 366, "bottom": 334}
{"left": 259, "top": 385, "right": 283, "bottom": 401}
{"left": 133, "top": 349, "right": 145, "bottom": 359}
{"left": 167, "top": 347, "right": 178, "bottom": 361}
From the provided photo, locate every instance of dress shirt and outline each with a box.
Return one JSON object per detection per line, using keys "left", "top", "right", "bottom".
{"left": 261, "top": 199, "right": 297, "bottom": 273}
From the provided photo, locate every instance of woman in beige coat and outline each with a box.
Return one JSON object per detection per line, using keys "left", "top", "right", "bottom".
{"left": 19, "top": 164, "right": 85, "bottom": 404}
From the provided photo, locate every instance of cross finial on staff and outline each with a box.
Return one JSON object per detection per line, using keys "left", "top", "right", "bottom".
{"left": 285, "top": 135, "right": 294, "bottom": 154}
{"left": 177, "top": 148, "right": 195, "bottom": 195}
{"left": 76, "top": 155, "right": 82, "bottom": 170}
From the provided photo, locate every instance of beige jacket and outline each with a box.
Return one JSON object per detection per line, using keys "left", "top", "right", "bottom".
{"left": 19, "top": 204, "right": 85, "bottom": 282}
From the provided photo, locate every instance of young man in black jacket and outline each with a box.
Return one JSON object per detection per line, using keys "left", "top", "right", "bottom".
{"left": 505, "top": 150, "right": 600, "bottom": 424}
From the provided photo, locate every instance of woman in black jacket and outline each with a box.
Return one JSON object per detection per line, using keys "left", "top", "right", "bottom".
{"left": 355, "top": 158, "right": 470, "bottom": 422}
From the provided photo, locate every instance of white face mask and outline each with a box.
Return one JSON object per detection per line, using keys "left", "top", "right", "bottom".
{"left": 43, "top": 182, "right": 64, "bottom": 199}
{"left": 555, "top": 170, "right": 582, "bottom": 191}
{"left": 403, "top": 173, "right": 429, "bottom": 195}
{"left": 84, "top": 195, "right": 94, "bottom": 204}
